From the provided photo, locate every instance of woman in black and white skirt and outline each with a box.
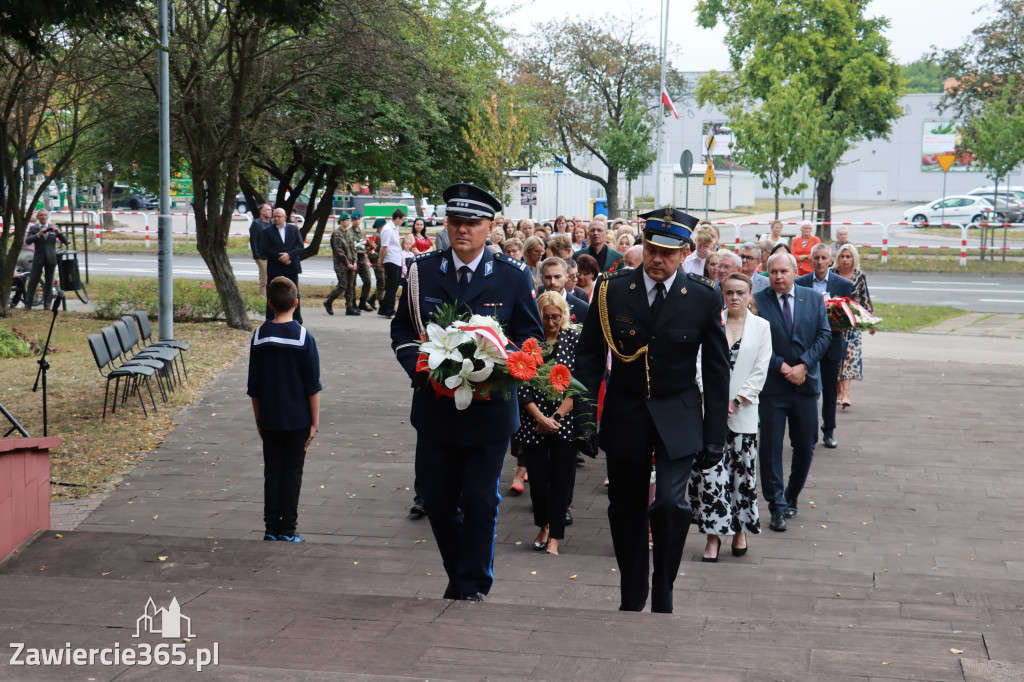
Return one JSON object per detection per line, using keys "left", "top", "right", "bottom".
{"left": 690, "top": 273, "right": 773, "bottom": 562}
{"left": 514, "top": 291, "right": 580, "bottom": 556}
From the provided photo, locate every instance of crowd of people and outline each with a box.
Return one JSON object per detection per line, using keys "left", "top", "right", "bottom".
{"left": 243, "top": 190, "right": 875, "bottom": 611}
{"left": 379, "top": 187, "right": 878, "bottom": 610}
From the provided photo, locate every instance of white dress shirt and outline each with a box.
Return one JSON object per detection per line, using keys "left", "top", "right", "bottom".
{"left": 642, "top": 269, "right": 678, "bottom": 306}
{"left": 452, "top": 248, "right": 485, "bottom": 283}
{"left": 380, "top": 221, "right": 404, "bottom": 267}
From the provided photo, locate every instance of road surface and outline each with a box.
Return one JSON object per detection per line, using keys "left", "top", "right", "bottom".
{"left": 77, "top": 253, "right": 1024, "bottom": 313}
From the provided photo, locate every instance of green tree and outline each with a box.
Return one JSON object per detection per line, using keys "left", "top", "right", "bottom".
{"left": 903, "top": 57, "right": 946, "bottom": 94}
{"left": 463, "top": 83, "right": 540, "bottom": 204}
{"left": 0, "top": 33, "right": 110, "bottom": 316}
{"left": 702, "top": 73, "right": 822, "bottom": 218}
{"left": 939, "top": 0, "right": 1024, "bottom": 118}
{"left": 958, "top": 77, "right": 1024, "bottom": 209}
{"left": 697, "top": 0, "right": 904, "bottom": 235}
{"left": 519, "top": 15, "right": 682, "bottom": 219}
{"left": 599, "top": 95, "right": 657, "bottom": 213}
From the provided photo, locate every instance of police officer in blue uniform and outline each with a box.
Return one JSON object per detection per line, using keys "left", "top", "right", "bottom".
{"left": 575, "top": 208, "right": 731, "bottom": 614}
{"left": 391, "top": 183, "right": 543, "bottom": 602}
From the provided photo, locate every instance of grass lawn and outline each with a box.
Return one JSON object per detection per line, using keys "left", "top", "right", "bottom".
{"left": 0, "top": 309, "right": 250, "bottom": 500}
{"left": 873, "top": 303, "right": 965, "bottom": 333}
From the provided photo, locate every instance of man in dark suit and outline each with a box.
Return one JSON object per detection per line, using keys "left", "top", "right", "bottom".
{"left": 538, "top": 257, "right": 589, "bottom": 323}
{"left": 391, "top": 183, "right": 543, "bottom": 602}
{"left": 263, "top": 207, "right": 305, "bottom": 324}
{"left": 575, "top": 208, "right": 730, "bottom": 614}
{"left": 754, "top": 252, "right": 832, "bottom": 532}
{"left": 24, "top": 209, "right": 68, "bottom": 310}
{"left": 795, "top": 243, "right": 853, "bottom": 449}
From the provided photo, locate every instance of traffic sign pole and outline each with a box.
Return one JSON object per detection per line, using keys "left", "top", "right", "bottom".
{"left": 936, "top": 154, "right": 956, "bottom": 225}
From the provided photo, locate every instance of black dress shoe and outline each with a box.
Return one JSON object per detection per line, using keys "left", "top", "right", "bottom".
{"left": 459, "top": 592, "right": 484, "bottom": 602}
{"left": 564, "top": 510, "right": 573, "bottom": 526}
{"left": 533, "top": 540, "right": 548, "bottom": 551}
{"left": 323, "top": 300, "right": 334, "bottom": 315}
{"left": 346, "top": 307, "right": 361, "bottom": 316}
{"left": 409, "top": 499, "right": 427, "bottom": 517}
{"left": 769, "top": 513, "right": 787, "bottom": 532}
{"left": 702, "top": 536, "right": 720, "bottom": 563}
{"left": 358, "top": 302, "right": 373, "bottom": 312}
{"left": 823, "top": 434, "right": 838, "bottom": 448}
{"left": 784, "top": 507, "right": 797, "bottom": 518}
{"left": 443, "top": 583, "right": 457, "bottom": 599}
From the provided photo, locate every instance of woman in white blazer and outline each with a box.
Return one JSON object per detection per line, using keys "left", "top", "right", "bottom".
{"left": 691, "top": 273, "right": 772, "bottom": 562}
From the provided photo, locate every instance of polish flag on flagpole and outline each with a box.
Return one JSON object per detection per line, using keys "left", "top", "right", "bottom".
{"left": 661, "top": 88, "right": 679, "bottom": 119}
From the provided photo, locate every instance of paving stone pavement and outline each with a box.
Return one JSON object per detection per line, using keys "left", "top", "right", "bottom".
{"left": 3, "top": 310, "right": 1024, "bottom": 680}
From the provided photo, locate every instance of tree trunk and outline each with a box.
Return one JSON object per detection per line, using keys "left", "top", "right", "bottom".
{"left": 101, "top": 175, "right": 115, "bottom": 229}
{"left": 605, "top": 171, "right": 620, "bottom": 219}
{"left": 774, "top": 183, "right": 781, "bottom": 219}
{"left": 816, "top": 170, "right": 834, "bottom": 241}
{"left": 192, "top": 170, "right": 253, "bottom": 331}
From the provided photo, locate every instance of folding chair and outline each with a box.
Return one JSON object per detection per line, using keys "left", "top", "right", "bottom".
{"left": 133, "top": 311, "right": 189, "bottom": 380}
{"left": 87, "top": 334, "right": 158, "bottom": 418}
{"left": 102, "top": 325, "right": 170, "bottom": 402}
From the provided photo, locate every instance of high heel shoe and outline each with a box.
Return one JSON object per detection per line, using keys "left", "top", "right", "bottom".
{"left": 732, "top": 533, "right": 748, "bottom": 557}
{"left": 702, "top": 536, "right": 720, "bottom": 563}
{"left": 533, "top": 540, "right": 548, "bottom": 551}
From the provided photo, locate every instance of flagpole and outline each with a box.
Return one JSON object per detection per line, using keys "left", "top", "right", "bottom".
{"left": 654, "top": 0, "right": 670, "bottom": 209}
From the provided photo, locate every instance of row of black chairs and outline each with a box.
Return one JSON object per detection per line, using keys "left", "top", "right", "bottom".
{"left": 87, "top": 311, "right": 190, "bottom": 418}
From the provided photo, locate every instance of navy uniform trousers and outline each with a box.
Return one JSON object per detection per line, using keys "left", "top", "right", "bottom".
{"left": 391, "top": 247, "right": 543, "bottom": 596}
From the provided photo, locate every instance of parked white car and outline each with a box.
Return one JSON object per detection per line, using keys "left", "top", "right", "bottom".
{"left": 903, "top": 195, "right": 999, "bottom": 226}
{"left": 969, "top": 186, "right": 1024, "bottom": 203}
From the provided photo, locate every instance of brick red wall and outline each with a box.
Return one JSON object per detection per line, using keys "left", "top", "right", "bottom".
{"left": 0, "top": 437, "right": 60, "bottom": 561}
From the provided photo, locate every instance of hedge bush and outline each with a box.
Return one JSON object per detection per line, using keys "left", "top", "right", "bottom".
{"left": 93, "top": 278, "right": 264, "bottom": 322}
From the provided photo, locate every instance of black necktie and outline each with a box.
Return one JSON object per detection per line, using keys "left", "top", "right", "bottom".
{"left": 782, "top": 293, "right": 793, "bottom": 333}
{"left": 458, "top": 265, "right": 471, "bottom": 295}
{"left": 650, "top": 282, "right": 666, "bottom": 320}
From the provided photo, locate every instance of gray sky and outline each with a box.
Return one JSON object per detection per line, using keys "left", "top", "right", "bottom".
{"left": 491, "top": 0, "right": 993, "bottom": 71}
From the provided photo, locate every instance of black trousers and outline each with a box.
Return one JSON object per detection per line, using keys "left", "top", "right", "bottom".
{"left": 416, "top": 436, "right": 507, "bottom": 596}
{"left": 819, "top": 357, "right": 841, "bottom": 434}
{"left": 24, "top": 260, "right": 55, "bottom": 310}
{"left": 607, "top": 431, "right": 694, "bottom": 614}
{"left": 265, "top": 272, "right": 302, "bottom": 324}
{"left": 262, "top": 428, "right": 308, "bottom": 536}
{"left": 523, "top": 438, "right": 577, "bottom": 540}
{"left": 381, "top": 262, "right": 402, "bottom": 315}
{"left": 10, "top": 273, "right": 27, "bottom": 308}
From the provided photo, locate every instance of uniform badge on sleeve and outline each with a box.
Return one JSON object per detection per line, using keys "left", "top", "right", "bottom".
{"left": 440, "top": 258, "right": 448, "bottom": 274}
{"left": 484, "top": 261, "right": 493, "bottom": 277}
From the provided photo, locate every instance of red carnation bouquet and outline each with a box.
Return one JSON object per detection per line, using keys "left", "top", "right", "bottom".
{"left": 825, "top": 297, "right": 882, "bottom": 332}
{"left": 416, "top": 304, "right": 586, "bottom": 410}
{"left": 355, "top": 235, "right": 378, "bottom": 257}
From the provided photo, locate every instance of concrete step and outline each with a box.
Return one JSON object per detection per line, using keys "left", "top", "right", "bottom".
{"left": 3, "top": 530, "right": 1023, "bottom": 681}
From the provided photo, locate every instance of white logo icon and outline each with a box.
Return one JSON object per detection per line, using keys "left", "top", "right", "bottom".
{"left": 134, "top": 597, "right": 195, "bottom": 639}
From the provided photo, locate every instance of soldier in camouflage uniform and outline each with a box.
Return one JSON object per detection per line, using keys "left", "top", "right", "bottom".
{"left": 351, "top": 212, "right": 374, "bottom": 312}
{"left": 367, "top": 218, "right": 387, "bottom": 311}
{"left": 324, "top": 213, "right": 360, "bottom": 316}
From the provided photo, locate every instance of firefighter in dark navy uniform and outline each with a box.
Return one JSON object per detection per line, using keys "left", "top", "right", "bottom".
{"left": 390, "top": 183, "right": 543, "bottom": 602}
{"left": 575, "top": 207, "right": 731, "bottom": 614}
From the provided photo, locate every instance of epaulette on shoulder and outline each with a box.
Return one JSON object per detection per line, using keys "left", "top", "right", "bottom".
{"left": 414, "top": 250, "right": 440, "bottom": 262}
{"left": 597, "top": 269, "right": 630, "bottom": 285}
{"left": 494, "top": 252, "right": 528, "bottom": 271}
{"left": 687, "top": 272, "right": 717, "bottom": 289}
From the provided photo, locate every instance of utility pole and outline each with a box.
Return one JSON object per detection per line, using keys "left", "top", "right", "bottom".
{"left": 654, "top": 0, "right": 669, "bottom": 209}
{"left": 157, "top": 0, "right": 173, "bottom": 340}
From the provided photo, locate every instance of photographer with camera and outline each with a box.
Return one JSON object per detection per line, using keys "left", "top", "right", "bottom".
{"left": 24, "top": 210, "right": 67, "bottom": 311}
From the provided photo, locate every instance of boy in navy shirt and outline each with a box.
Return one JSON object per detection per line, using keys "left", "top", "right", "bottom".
{"left": 247, "top": 276, "right": 321, "bottom": 542}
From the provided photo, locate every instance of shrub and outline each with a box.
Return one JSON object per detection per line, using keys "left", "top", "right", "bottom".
{"left": 0, "top": 327, "right": 32, "bottom": 358}
{"left": 94, "top": 278, "right": 264, "bottom": 322}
